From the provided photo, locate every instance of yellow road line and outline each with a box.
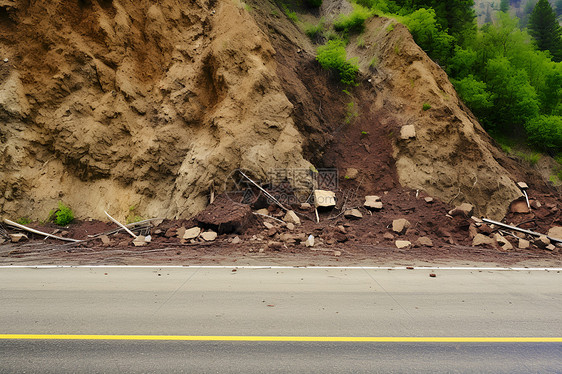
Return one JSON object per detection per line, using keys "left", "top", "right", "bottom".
{"left": 0, "top": 335, "right": 561, "bottom": 343}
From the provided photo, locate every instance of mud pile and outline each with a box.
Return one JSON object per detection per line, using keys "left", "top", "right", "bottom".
{"left": 0, "top": 0, "right": 554, "bottom": 223}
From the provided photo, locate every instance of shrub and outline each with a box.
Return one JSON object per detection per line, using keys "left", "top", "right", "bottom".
{"left": 422, "top": 103, "right": 432, "bottom": 111}
{"left": 525, "top": 115, "right": 562, "bottom": 151}
{"left": 17, "top": 217, "right": 31, "bottom": 225}
{"left": 282, "top": 5, "right": 299, "bottom": 23}
{"left": 51, "top": 202, "right": 74, "bottom": 226}
{"left": 316, "top": 39, "right": 359, "bottom": 85}
{"left": 333, "top": 5, "right": 371, "bottom": 34}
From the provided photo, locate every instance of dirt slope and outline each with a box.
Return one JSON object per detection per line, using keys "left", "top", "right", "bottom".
{"left": 0, "top": 0, "right": 555, "bottom": 223}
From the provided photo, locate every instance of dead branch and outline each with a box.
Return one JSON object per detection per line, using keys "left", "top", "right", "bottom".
{"left": 3, "top": 219, "right": 80, "bottom": 242}
{"left": 104, "top": 211, "right": 137, "bottom": 238}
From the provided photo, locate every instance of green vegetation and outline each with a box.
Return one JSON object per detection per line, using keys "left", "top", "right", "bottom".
{"left": 50, "top": 202, "right": 74, "bottom": 226}
{"left": 126, "top": 205, "right": 143, "bottom": 224}
{"left": 514, "top": 150, "right": 542, "bottom": 165}
{"left": 344, "top": 101, "right": 359, "bottom": 124}
{"left": 369, "top": 56, "right": 379, "bottom": 68}
{"left": 282, "top": 4, "right": 299, "bottom": 23}
{"left": 305, "top": 19, "right": 325, "bottom": 39}
{"left": 316, "top": 39, "right": 359, "bottom": 85}
{"left": 356, "top": 36, "right": 366, "bottom": 48}
{"left": 334, "top": 5, "right": 372, "bottom": 34}
{"left": 422, "top": 102, "right": 432, "bottom": 111}
{"left": 353, "top": 0, "right": 562, "bottom": 157}
{"left": 16, "top": 217, "right": 31, "bottom": 225}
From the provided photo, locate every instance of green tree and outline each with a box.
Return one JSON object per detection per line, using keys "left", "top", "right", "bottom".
{"left": 528, "top": 0, "right": 562, "bottom": 61}
{"left": 500, "top": 0, "right": 510, "bottom": 12}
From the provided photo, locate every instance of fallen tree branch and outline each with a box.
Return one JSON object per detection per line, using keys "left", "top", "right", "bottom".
{"left": 238, "top": 170, "right": 289, "bottom": 212}
{"left": 104, "top": 211, "right": 137, "bottom": 238}
{"left": 3, "top": 219, "right": 81, "bottom": 242}
{"left": 482, "top": 218, "right": 562, "bottom": 244}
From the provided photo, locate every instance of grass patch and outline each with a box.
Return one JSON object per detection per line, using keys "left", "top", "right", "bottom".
{"left": 369, "top": 56, "right": 378, "bottom": 68}
{"left": 282, "top": 4, "right": 299, "bottom": 23}
{"left": 356, "top": 36, "right": 366, "bottom": 48}
{"left": 333, "top": 5, "right": 371, "bottom": 34}
{"left": 422, "top": 103, "right": 432, "bottom": 111}
{"left": 514, "top": 151, "right": 542, "bottom": 166}
{"left": 304, "top": 18, "right": 325, "bottom": 40}
{"left": 49, "top": 202, "right": 74, "bottom": 226}
{"left": 16, "top": 217, "right": 32, "bottom": 225}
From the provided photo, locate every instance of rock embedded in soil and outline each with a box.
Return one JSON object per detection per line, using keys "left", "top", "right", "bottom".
{"left": 448, "top": 203, "right": 474, "bottom": 218}
{"left": 286, "top": 223, "right": 295, "bottom": 230}
{"left": 547, "top": 226, "right": 562, "bottom": 240}
{"left": 263, "top": 222, "right": 274, "bottom": 230}
{"left": 424, "top": 197, "right": 434, "bottom": 204}
{"left": 100, "top": 235, "right": 111, "bottom": 246}
{"left": 415, "top": 236, "right": 433, "bottom": 247}
{"left": 133, "top": 236, "right": 148, "bottom": 247}
{"left": 201, "top": 231, "right": 218, "bottom": 242}
{"left": 395, "top": 240, "right": 411, "bottom": 249}
{"left": 472, "top": 233, "right": 495, "bottom": 247}
{"left": 10, "top": 233, "right": 27, "bottom": 243}
{"left": 494, "top": 234, "right": 513, "bottom": 250}
{"left": 283, "top": 210, "right": 301, "bottom": 225}
{"left": 383, "top": 232, "right": 395, "bottom": 241}
{"left": 534, "top": 235, "right": 551, "bottom": 249}
{"left": 305, "top": 235, "right": 315, "bottom": 247}
{"left": 510, "top": 199, "right": 530, "bottom": 214}
{"left": 518, "top": 238, "right": 530, "bottom": 249}
{"left": 231, "top": 236, "right": 241, "bottom": 245}
{"left": 344, "top": 209, "right": 363, "bottom": 219}
{"left": 400, "top": 125, "right": 416, "bottom": 140}
{"left": 364, "top": 196, "right": 383, "bottom": 210}
{"left": 183, "top": 227, "right": 201, "bottom": 240}
{"left": 314, "top": 190, "right": 336, "bottom": 209}
{"left": 345, "top": 168, "right": 359, "bottom": 180}
{"left": 392, "top": 218, "right": 410, "bottom": 235}
{"left": 195, "top": 196, "right": 254, "bottom": 234}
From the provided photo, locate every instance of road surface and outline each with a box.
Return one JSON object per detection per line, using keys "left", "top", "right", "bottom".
{"left": 0, "top": 266, "right": 560, "bottom": 373}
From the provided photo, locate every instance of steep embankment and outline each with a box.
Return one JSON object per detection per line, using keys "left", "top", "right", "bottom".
{"left": 0, "top": 0, "right": 310, "bottom": 221}
{"left": 0, "top": 0, "right": 545, "bottom": 222}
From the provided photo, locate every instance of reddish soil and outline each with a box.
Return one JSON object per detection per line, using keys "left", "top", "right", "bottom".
{"left": 2, "top": 188, "right": 560, "bottom": 267}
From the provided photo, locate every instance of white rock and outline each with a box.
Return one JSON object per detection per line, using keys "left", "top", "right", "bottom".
{"left": 472, "top": 234, "right": 495, "bottom": 247}
{"left": 305, "top": 235, "right": 315, "bottom": 247}
{"left": 300, "top": 203, "right": 312, "bottom": 209}
{"left": 183, "top": 227, "right": 201, "bottom": 240}
{"left": 395, "top": 240, "right": 411, "bottom": 249}
{"left": 494, "top": 233, "right": 513, "bottom": 250}
{"left": 516, "top": 182, "right": 529, "bottom": 190}
{"left": 344, "top": 209, "right": 363, "bottom": 219}
{"left": 415, "top": 236, "right": 433, "bottom": 247}
{"left": 400, "top": 125, "right": 416, "bottom": 139}
{"left": 518, "top": 239, "right": 530, "bottom": 249}
{"left": 10, "top": 233, "right": 28, "bottom": 243}
{"left": 231, "top": 236, "right": 241, "bottom": 245}
{"left": 133, "top": 236, "right": 148, "bottom": 247}
{"left": 424, "top": 197, "right": 434, "bottom": 203}
{"left": 201, "top": 231, "right": 218, "bottom": 242}
{"left": 286, "top": 223, "right": 295, "bottom": 231}
{"left": 283, "top": 210, "right": 301, "bottom": 225}
{"left": 364, "top": 196, "right": 383, "bottom": 210}
{"left": 313, "top": 190, "right": 336, "bottom": 208}
{"left": 263, "top": 222, "right": 274, "bottom": 230}
{"left": 255, "top": 208, "right": 269, "bottom": 216}
{"left": 547, "top": 226, "right": 562, "bottom": 240}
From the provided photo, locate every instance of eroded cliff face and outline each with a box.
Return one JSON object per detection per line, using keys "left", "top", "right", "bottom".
{"left": 0, "top": 0, "right": 532, "bottom": 222}
{"left": 0, "top": 0, "right": 310, "bottom": 220}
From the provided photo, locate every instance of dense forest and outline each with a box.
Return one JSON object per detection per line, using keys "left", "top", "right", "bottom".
{"left": 310, "top": 0, "right": 562, "bottom": 170}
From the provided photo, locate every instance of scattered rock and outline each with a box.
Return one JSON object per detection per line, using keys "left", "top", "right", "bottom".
{"left": 534, "top": 235, "right": 550, "bottom": 249}
{"left": 183, "top": 227, "right": 201, "bottom": 240}
{"left": 344, "top": 209, "right": 363, "bottom": 219}
{"left": 510, "top": 199, "right": 530, "bottom": 214}
{"left": 283, "top": 210, "right": 301, "bottom": 225}
{"left": 195, "top": 195, "right": 254, "bottom": 234}
{"left": 286, "top": 223, "right": 295, "bottom": 231}
{"left": 305, "top": 235, "right": 315, "bottom": 247}
{"left": 263, "top": 222, "right": 274, "bottom": 230}
{"left": 100, "top": 235, "right": 111, "bottom": 246}
{"left": 516, "top": 182, "right": 529, "bottom": 190}
{"left": 547, "top": 226, "right": 562, "bottom": 240}
{"left": 429, "top": 273, "right": 436, "bottom": 278}
{"left": 364, "top": 196, "right": 383, "bottom": 210}
{"left": 314, "top": 190, "right": 336, "bottom": 209}
{"left": 268, "top": 241, "right": 284, "bottom": 251}
{"left": 468, "top": 224, "right": 478, "bottom": 239}
{"left": 415, "top": 236, "right": 433, "bottom": 247}
{"left": 345, "top": 168, "right": 359, "bottom": 180}
{"left": 400, "top": 125, "right": 416, "bottom": 139}
{"left": 424, "top": 197, "right": 434, "bottom": 203}
{"left": 383, "top": 232, "right": 394, "bottom": 240}
{"left": 336, "top": 225, "right": 346, "bottom": 234}
{"left": 165, "top": 228, "right": 176, "bottom": 238}
{"left": 333, "top": 232, "right": 348, "bottom": 242}
{"left": 448, "top": 203, "right": 474, "bottom": 218}
{"left": 392, "top": 218, "right": 410, "bottom": 235}
{"left": 546, "top": 244, "right": 556, "bottom": 251}
{"left": 231, "top": 236, "right": 241, "bottom": 245}
{"left": 472, "top": 233, "right": 495, "bottom": 247}
{"left": 201, "top": 231, "right": 218, "bottom": 242}
{"left": 133, "top": 236, "right": 148, "bottom": 247}
{"left": 10, "top": 233, "right": 28, "bottom": 243}
{"left": 518, "top": 238, "right": 530, "bottom": 249}
{"left": 333, "top": 250, "right": 342, "bottom": 257}
{"left": 494, "top": 234, "right": 513, "bottom": 250}
{"left": 255, "top": 208, "right": 269, "bottom": 216}
{"left": 395, "top": 240, "right": 411, "bottom": 249}
{"left": 266, "top": 227, "right": 277, "bottom": 237}
{"left": 300, "top": 203, "right": 312, "bottom": 210}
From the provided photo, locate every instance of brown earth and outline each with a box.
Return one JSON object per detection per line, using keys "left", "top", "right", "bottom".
{"left": 0, "top": 0, "right": 561, "bottom": 265}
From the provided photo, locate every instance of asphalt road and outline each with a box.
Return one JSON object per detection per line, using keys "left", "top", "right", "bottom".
{"left": 0, "top": 266, "right": 561, "bottom": 373}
